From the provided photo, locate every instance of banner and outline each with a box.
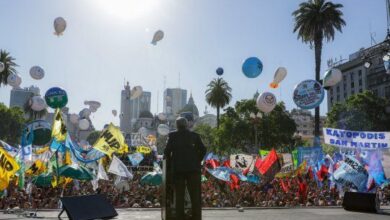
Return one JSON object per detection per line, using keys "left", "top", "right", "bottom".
{"left": 108, "top": 156, "right": 133, "bottom": 179}
{"left": 324, "top": 128, "right": 390, "bottom": 149}
{"left": 128, "top": 153, "right": 144, "bottom": 166}
{"left": 136, "top": 146, "right": 152, "bottom": 154}
{"left": 51, "top": 108, "right": 67, "bottom": 142}
{"left": 297, "top": 146, "right": 323, "bottom": 168}
{"left": 94, "top": 123, "right": 128, "bottom": 157}
{"left": 333, "top": 156, "right": 368, "bottom": 192}
{"left": 0, "top": 147, "right": 20, "bottom": 186}
{"left": 230, "top": 154, "right": 254, "bottom": 172}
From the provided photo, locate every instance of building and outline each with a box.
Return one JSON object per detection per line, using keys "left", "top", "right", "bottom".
{"left": 9, "top": 86, "right": 40, "bottom": 109}
{"left": 163, "top": 88, "right": 187, "bottom": 116}
{"left": 290, "top": 109, "right": 326, "bottom": 140}
{"left": 327, "top": 40, "right": 390, "bottom": 111}
{"left": 129, "top": 91, "right": 151, "bottom": 124}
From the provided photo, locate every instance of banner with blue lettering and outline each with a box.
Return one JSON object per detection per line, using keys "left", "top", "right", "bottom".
{"left": 324, "top": 128, "right": 390, "bottom": 149}
{"left": 297, "top": 146, "right": 323, "bottom": 168}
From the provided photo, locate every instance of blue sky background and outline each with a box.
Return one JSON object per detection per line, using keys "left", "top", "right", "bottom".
{"left": 0, "top": 0, "right": 388, "bottom": 129}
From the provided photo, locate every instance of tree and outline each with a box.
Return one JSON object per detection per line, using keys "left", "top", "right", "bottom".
{"left": 0, "top": 103, "right": 25, "bottom": 145}
{"left": 193, "top": 123, "right": 218, "bottom": 152}
{"left": 86, "top": 130, "right": 101, "bottom": 145}
{"left": 0, "top": 50, "right": 18, "bottom": 87}
{"left": 205, "top": 78, "right": 232, "bottom": 128}
{"left": 325, "top": 91, "right": 390, "bottom": 131}
{"left": 293, "top": 0, "right": 346, "bottom": 138}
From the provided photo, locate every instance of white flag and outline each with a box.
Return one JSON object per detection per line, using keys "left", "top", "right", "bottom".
{"left": 108, "top": 156, "right": 133, "bottom": 179}
{"left": 98, "top": 161, "right": 109, "bottom": 180}
{"left": 91, "top": 179, "right": 99, "bottom": 191}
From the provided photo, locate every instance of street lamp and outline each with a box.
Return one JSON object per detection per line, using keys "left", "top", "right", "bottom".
{"left": 250, "top": 112, "right": 262, "bottom": 156}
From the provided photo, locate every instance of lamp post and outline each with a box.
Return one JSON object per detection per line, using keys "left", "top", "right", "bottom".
{"left": 250, "top": 112, "right": 262, "bottom": 156}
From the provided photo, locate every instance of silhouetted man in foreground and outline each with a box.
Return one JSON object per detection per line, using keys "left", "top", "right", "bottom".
{"left": 164, "top": 117, "right": 206, "bottom": 220}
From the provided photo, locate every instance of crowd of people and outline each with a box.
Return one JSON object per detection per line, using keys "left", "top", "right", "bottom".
{"left": 0, "top": 169, "right": 389, "bottom": 210}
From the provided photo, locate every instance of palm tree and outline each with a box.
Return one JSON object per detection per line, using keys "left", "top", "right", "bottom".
{"left": 292, "top": 0, "right": 346, "bottom": 139}
{"left": 205, "top": 78, "right": 232, "bottom": 128}
{"left": 0, "top": 50, "right": 18, "bottom": 87}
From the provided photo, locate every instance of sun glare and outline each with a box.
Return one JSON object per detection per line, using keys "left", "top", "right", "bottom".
{"left": 96, "top": 0, "right": 160, "bottom": 21}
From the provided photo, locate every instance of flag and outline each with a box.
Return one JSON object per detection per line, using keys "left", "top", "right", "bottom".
{"left": 295, "top": 160, "right": 307, "bottom": 176}
{"left": 108, "top": 156, "right": 133, "bottom": 179}
{"left": 246, "top": 174, "right": 260, "bottom": 184}
{"left": 128, "top": 153, "right": 144, "bottom": 167}
{"left": 222, "top": 160, "right": 231, "bottom": 168}
{"left": 316, "top": 164, "right": 329, "bottom": 182}
{"left": 93, "top": 124, "right": 128, "bottom": 157}
{"left": 21, "top": 144, "right": 32, "bottom": 162}
{"left": 206, "top": 167, "right": 232, "bottom": 182}
{"left": 280, "top": 179, "right": 289, "bottom": 193}
{"left": 0, "top": 140, "right": 19, "bottom": 157}
{"left": 229, "top": 174, "right": 240, "bottom": 191}
{"left": 257, "top": 149, "right": 281, "bottom": 180}
{"left": 204, "top": 152, "right": 219, "bottom": 169}
{"left": 0, "top": 147, "right": 20, "bottom": 179}
{"left": 307, "top": 166, "right": 314, "bottom": 179}
{"left": 230, "top": 154, "right": 254, "bottom": 172}
{"left": 97, "top": 161, "right": 109, "bottom": 180}
{"left": 25, "top": 160, "right": 47, "bottom": 176}
{"left": 51, "top": 108, "right": 67, "bottom": 142}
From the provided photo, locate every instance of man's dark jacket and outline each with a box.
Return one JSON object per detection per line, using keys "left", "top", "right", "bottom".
{"left": 164, "top": 129, "right": 206, "bottom": 173}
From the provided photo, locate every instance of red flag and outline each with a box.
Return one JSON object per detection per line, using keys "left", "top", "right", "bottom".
{"left": 229, "top": 174, "right": 240, "bottom": 191}
{"left": 242, "top": 166, "right": 250, "bottom": 176}
{"left": 255, "top": 157, "right": 263, "bottom": 171}
{"left": 223, "top": 160, "right": 231, "bottom": 168}
{"left": 280, "top": 179, "right": 289, "bottom": 193}
{"left": 307, "top": 166, "right": 314, "bottom": 180}
{"left": 257, "top": 149, "right": 281, "bottom": 180}
{"left": 316, "top": 165, "right": 328, "bottom": 182}
{"left": 206, "top": 159, "right": 220, "bottom": 169}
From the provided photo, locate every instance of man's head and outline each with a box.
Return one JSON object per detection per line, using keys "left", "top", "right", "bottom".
{"left": 176, "top": 117, "right": 188, "bottom": 130}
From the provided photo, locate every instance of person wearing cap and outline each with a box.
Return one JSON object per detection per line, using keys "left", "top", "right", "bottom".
{"left": 164, "top": 117, "right": 206, "bottom": 220}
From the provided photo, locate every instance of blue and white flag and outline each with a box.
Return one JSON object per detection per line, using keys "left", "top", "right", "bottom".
{"left": 128, "top": 153, "right": 144, "bottom": 167}
{"left": 21, "top": 144, "right": 32, "bottom": 162}
{"left": 206, "top": 167, "right": 232, "bottom": 182}
{"left": 333, "top": 156, "right": 368, "bottom": 192}
{"left": 0, "top": 140, "right": 19, "bottom": 157}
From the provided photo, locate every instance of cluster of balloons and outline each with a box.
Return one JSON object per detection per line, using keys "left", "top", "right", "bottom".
{"left": 256, "top": 92, "right": 277, "bottom": 113}
{"left": 29, "top": 66, "right": 45, "bottom": 80}
{"left": 7, "top": 73, "right": 22, "bottom": 88}
{"left": 84, "top": 100, "right": 101, "bottom": 113}
{"left": 29, "top": 96, "right": 47, "bottom": 112}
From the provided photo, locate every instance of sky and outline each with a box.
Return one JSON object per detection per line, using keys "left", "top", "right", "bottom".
{"left": 0, "top": 0, "right": 388, "bottom": 130}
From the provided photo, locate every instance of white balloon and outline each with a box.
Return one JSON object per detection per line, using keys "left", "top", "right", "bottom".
{"left": 151, "top": 30, "right": 164, "bottom": 45}
{"left": 157, "top": 124, "right": 170, "bottom": 136}
{"left": 158, "top": 113, "right": 167, "bottom": 121}
{"left": 84, "top": 100, "right": 101, "bottom": 109}
{"left": 112, "top": 109, "right": 117, "bottom": 117}
{"left": 78, "top": 119, "right": 90, "bottom": 130}
{"left": 54, "top": 17, "right": 66, "bottom": 35}
{"left": 256, "top": 92, "right": 277, "bottom": 113}
{"left": 130, "top": 86, "right": 143, "bottom": 100}
{"left": 79, "top": 108, "right": 92, "bottom": 118}
{"left": 270, "top": 67, "right": 287, "bottom": 88}
{"left": 29, "top": 66, "right": 45, "bottom": 80}
{"left": 70, "top": 113, "right": 79, "bottom": 124}
{"left": 7, "top": 73, "right": 22, "bottom": 88}
{"left": 30, "top": 96, "right": 46, "bottom": 111}
{"left": 323, "top": 68, "right": 342, "bottom": 87}
{"left": 0, "top": 62, "right": 4, "bottom": 72}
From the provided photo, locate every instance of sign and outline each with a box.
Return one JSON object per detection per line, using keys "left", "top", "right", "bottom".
{"left": 293, "top": 80, "right": 324, "bottom": 109}
{"left": 136, "top": 146, "right": 152, "bottom": 154}
{"left": 333, "top": 156, "right": 368, "bottom": 191}
{"left": 230, "top": 154, "right": 254, "bottom": 172}
{"left": 324, "top": 128, "right": 390, "bottom": 149}
{"left": 297, "top": 146, "right": 323, "bottom": 168}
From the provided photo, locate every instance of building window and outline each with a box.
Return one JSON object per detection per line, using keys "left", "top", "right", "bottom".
{"left": 350, "top": 72, "right": 354, "bottom": 81}
{"left": 337, "top": 95, "right": 340, "bottom": 101}
{"left": 358, "top": 70, "right": 362, "bottom": 77}
{"left": 343, "top": 75, "right": 347, "bottom": 82}
{"left": 351, "top": 82, "right": 355, "bottom": 88}
{"left": 344, "top": 92, "right": 347, "bottom": 98}
{"left": 337, "top": 86, "right": 340, "bottom": 93}
{"left": 359, "top": 88, "right": 363, "bottom": 93}
{"left": 351, "top": 89, "right": 355, "bottom": 95}
{"left": 343, "top": 83, "right": 347, "bottom": 91}
{"left": 385, "top": 86, "right": 390, "bottom": 99}
{"left": 359, "top": 79, "right": 362, "bottom": 86}
{"left": 372, "top": 89, "right": 379, "bottom": 96}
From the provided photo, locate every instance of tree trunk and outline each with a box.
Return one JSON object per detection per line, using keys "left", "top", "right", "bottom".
{"left": 314, "top": 35, "right": 323, "bottom": 140}
{"left": 216, "top": 105, "right": 220, "bottom": 128}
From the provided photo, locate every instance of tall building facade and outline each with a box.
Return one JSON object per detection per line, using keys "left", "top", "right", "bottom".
{"left": 120, "top": 82, "right": 152, "bottom": 135}
{"left": 290, "top": 109, "right": 326, "bottom": 140}
{"left": 163, "top": 88, "right": 187, "bottom": 116}
{"left": 9, "top": 86, "right": 40, "bottom": 109}
{"left": 327, "top": 41, "right": 390, "bottom": 111}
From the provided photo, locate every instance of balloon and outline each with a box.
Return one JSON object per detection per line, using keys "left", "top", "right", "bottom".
{"left": 7, "top": 73, "right": 22, "bottom": 88}
{"left": 78, "top": 119, "right": 90, "bottom": 130}
{"left": 79, "top": 108, "right": 92, "bottom": 119}
{"left": 70, "top": 113, "right": 79, "bottom": 124}
{"left": 293, "top": 80, "right": 324, "bottom": 110}
{"left": 151, "top": 30, "right": 164, "bottom": 45}
{"left": 0, "top": 62, "right": 4, "bottom": 72}
{"left": 30, "top": 96, "right": 47, "bottom": 111}
{"left": 131, "top": 86, "right": 143, "bottom": 100}
{"left": 54, "top": 17, "right": 66, "bottom": 36}
{"left": 216, "top": 67, "right": 224, "bottom": 76}
{"left": 323, "top": 68, "right": 342, "bottom": 88}
{"left": 84, "top": 100, "right": 101, "bottom": 109}
{"left": 29, "top": 66, "right": 45, "bottom": 80}
{"left": 270, "top": 67, "right": 287, "bottom": 89}
{"left": 25, "top": 120, "right": 52, "bottom": 146}
{"left": 112, "top": 109, "right": 117, "bottom": 117}
{"left": 256, "top": 92, "right": 277, "bottom": 113}
{"left": 158, "top": 113, "right": 166, "bottom": 121}
{"left": 242, "top": 57, "right": 263, "bottom": 78}
{"left": 44, "top": 87, "right": 68, "bottom": 109}
{"left": 157, "top": 124, "right": 170, "bottom": 136}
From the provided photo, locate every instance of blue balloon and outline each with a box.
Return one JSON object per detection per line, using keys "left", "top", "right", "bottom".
{"left": 216, "top": 67, "right": 224, "bottom": 76}
{"left": 242, "top": 57, "right": 263, "bottom": 78}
